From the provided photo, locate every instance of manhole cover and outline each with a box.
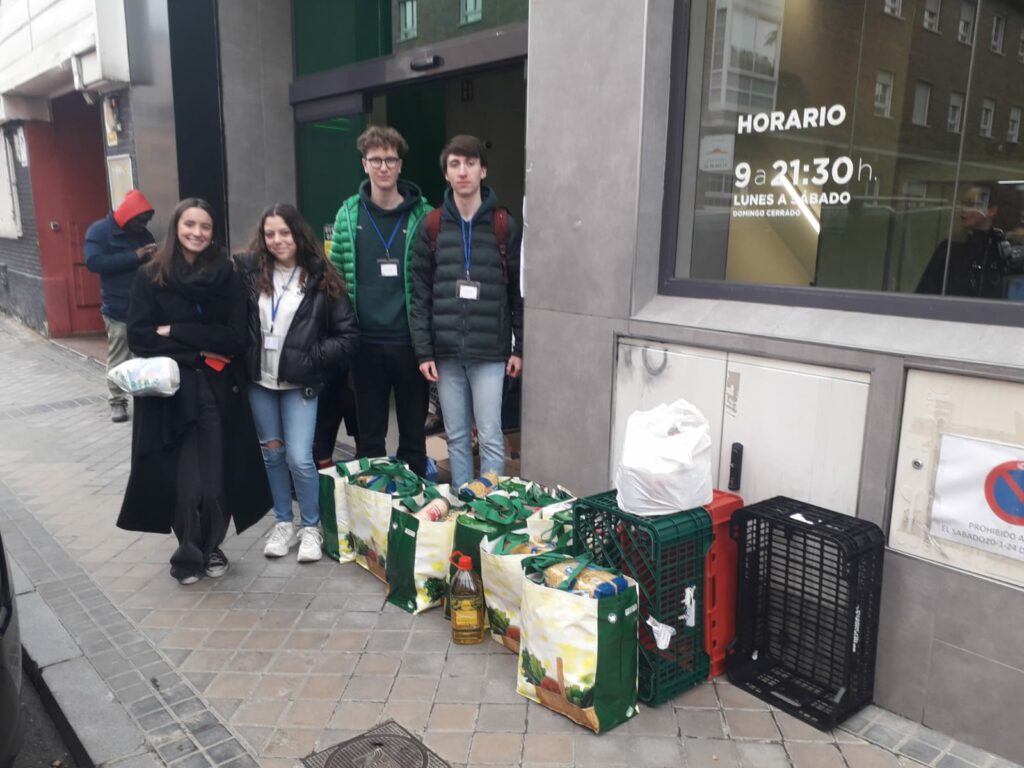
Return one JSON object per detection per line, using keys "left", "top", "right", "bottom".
{"left": 302, "top": 719, "right": 451, "bottom": 768}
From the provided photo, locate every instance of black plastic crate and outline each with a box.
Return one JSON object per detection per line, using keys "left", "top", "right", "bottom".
{"left": 727, "top": 496, "right": 885, "bottom": 730}
{"left": 574, "top": 491, "right": 712, "bottom": 705}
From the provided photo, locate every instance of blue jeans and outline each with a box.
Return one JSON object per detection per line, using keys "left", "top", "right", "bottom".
{"left": 248, "top": 385, "right": 320, "bottom": 527}
{"left": 436, "top": 359, "right": 506, "bottom": 488}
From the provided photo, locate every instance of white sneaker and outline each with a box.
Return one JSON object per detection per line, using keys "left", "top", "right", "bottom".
{"left": 297, "top": 526, "right": 323, "bottom": 563}
{"left": 264, "top": 521, "right": 298, "bottom": 558}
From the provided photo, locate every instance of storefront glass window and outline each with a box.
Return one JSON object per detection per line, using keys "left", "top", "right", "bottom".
{"left": 392, "top": 0, "right": 526, "bottom": 50}
{"left": 673, "top": 0, "right": 1024, "bottom": 302}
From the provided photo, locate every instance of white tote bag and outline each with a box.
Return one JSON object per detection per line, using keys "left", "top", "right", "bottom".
{"left": 614, "top": 398, "right": 714, "bottom": 516}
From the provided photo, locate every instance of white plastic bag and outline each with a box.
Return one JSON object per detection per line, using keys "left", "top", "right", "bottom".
{"left": 107, "top": 357, "right": 181, "bottom": 397}
{"left": 614, "top": 398, "right": 713, "bottom": 515}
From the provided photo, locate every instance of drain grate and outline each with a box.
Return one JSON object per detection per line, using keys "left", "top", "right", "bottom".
{"left": 302, "top": 720, "right": 450, "bottom": 768}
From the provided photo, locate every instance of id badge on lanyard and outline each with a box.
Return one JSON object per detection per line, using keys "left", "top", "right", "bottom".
{"left": 456, "top": 279, "right": 481, "bottom": 300}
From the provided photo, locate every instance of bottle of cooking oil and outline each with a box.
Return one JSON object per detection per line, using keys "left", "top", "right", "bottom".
{"left": 448, "top": 551, "right": 485, "bottom": 644}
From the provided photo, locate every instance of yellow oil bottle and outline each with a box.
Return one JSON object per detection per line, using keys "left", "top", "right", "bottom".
{"left": 448, "top": 551, "right": 485, "bottom": 644}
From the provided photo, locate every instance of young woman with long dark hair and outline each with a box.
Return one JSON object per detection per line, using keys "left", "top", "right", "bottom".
{"left": 118, "top": 198, "right": 272, "bottom": 585}
{"left": 237, "top": 203, "right": 358, "bottom": 562}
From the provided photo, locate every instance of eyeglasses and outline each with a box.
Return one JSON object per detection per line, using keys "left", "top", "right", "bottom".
{"left": 365, "top": 156, "right": 400, "bottom": 169}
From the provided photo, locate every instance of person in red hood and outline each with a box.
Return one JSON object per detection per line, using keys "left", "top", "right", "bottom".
{"left": 85, "top": 190, "right": 157, "bottom": 422}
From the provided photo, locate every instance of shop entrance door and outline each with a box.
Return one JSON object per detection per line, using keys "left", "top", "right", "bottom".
{"left": 26, "top": 93, "right": 108, "bottom": 337}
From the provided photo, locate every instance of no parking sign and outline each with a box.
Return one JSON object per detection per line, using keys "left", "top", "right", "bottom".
{"left": 931, "top": 434, "right": 1024, "bottom": 562}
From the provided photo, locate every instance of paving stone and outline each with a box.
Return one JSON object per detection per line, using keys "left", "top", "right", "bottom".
{"left": 231, "top": 699, "right": 287, "bottom": 727}
{"left": 726, "top": 709, "right": 782, "bottom": 740}
{"left": 948, "top": 741, "right": 999, "bottom": 767}
{"left": 477, "top": 702, "right": 528, "bottom": 732}
{"left": 18, "top": 590, "right": 83, "bottom": 668}
{"left": 775, "top": 710, "right": 835, "bottom": 741}
{"left": 865, "top": 723, "right": 909, "bottom": 751}
{"left": 429, "top": 703, "right": 479, "bottom": 731}
{"left": 842, "top": 742, "right": 903, "bottom": 768}
{"left": 328, "top": 700, "right": 385, "bottom": 730}
{"left": 789, "top": 742, "right": 847, "bottom": 768}
{"left": 736, "top": 741, "right": 791, "bottom": 768}
{"left": 381, "top": 700, "right": 432, "bottom": 733}
{"left": 678, "top": 708, "right": 726, "bottom": 738}
{"left": 424, "top": 732, "right": 472, "bottom": 764}
{"left": 203, "top": 738, "right": 249, "bottom": 765}
{"left": 469, "top": 732, "right": 525, "bottom": 764}
{"left": 717, "top": 681, "right": 771, "bottom": 710}
{"left": 281, "top": 699, "right": 335, "bottom": 728}
{"left": 899, "top": 738, "right": 943, "bottom": 765}
{"left": 523, "top": 733, "right": 574, "bottom": 764}
{"left": 937, "top": 755, "right": 983, "bottom": 768}
{"left": 683, "top": 737, "right": 741, "bottom": 768}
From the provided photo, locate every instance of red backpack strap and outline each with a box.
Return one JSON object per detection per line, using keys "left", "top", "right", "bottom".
{"left": 426, "top": 208, "right": 443, "bottom": 264}
{"left": 493, "top": 207, "right": 509, "bottom": 284}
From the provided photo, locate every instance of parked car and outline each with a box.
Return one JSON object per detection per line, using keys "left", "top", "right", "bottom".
{"left": 0, "top": 528, "right": 22, "bottom": 768}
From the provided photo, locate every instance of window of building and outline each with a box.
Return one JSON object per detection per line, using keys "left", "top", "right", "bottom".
{"left": 399, "top": 0, "right": 417, "bottom": 41}
{"left": 0, "top": 133, "right": 22, "bottom": 239}
{"left": 912, "top": 81, "right": 932, "bottom": 125}
{"left": 980, "top": 98, "right": 996, "bottom": 136}
{"left": 958, "top": 1, "right": 976, "bottom": 43}
{"left": 948, "top": 91, "right": 964, "bottom": 132}
{"left": 461, "top": 0, "right": 482, "bottom": 25}
{"left": 991, "top": 14, "right": 1006, "bottom": 53}
{"left": 663, "top": 0, "right": 1024, "bottom": 320}
{"left": 875, "top": 71, "right": 895, "bottom": 117}
{"left": 884, "top": 0, "right": 903, "bottom": 17}
{"left": 923, "top": 0, "right": 942, "bottom": 31}
{"left": 1009, "top": 106, "right": 1022, "bottom": 142}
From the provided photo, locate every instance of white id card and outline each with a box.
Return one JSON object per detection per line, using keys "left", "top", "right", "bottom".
{"left": 378, "top": 260, "right": 399, "bottom": 278}
{"left": 263, "top": 334, "right": 281, "bottom": 350}
{"left": 456, "top": 279, "right": 481, "bottom": 300}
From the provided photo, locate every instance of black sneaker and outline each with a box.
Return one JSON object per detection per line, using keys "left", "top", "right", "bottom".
{"left": 111, "top": 403, "right": 129, "bottom": 423}
{"left": 204, "top": 549, "right": 229, "bottom": 578}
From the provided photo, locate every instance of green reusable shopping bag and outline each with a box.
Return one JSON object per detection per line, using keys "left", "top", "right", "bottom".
{"left": 479, "top": 521, "right": 566, "bottom": 653}
{"left": 445, "top": 493, "right": 534, "bottom": 617}
{"left": 385, "top": 486, "right": 461, "bottom": 614}
{"left": 346, "top": 458, "right": 424, "bottom": 582}
{"left": 317, "top": 460, "right": 365, "bottom": 563}
{"left": 516, "top": 553, "right": 639, "bottom": 734}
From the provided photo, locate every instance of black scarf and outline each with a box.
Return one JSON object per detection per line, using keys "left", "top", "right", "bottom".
{"left": 170, "top": 250, "right": 233, "bottom": 306}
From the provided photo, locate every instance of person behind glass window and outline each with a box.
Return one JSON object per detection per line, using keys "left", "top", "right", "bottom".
{"left": 916, "top": 184, "right": 1019, "bottom": 298}
{"left": 237, "top": 204, "right": 359, "bottom": 562}
{"left": 118, "top": 198, "right": 272, "bottom": 585}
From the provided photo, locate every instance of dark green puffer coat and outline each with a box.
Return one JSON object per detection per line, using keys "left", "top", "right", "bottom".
{"left": 329, "top": 179, "right": 431, "bottom": 324}
{"left": 409, "top": 186, "right": 523, "bottom": 363}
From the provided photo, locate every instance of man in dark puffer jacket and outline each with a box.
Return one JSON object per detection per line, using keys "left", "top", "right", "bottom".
{"left": 409, "top": 135, "right": 523, "bottom": 488}
{"left": 85, "top": 190, "right": 157, "bottom": 423}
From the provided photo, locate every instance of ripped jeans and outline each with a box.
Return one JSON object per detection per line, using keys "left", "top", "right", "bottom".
{"left": 248, "top": 385, "right": 320, "bottom": 527}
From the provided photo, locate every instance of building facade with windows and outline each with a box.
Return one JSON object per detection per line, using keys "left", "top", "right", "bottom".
{"left": 521, "top": 1, "right": 1024, "bottom": 762}
{"left": 0, "top": 0, "right": 293, "bottom": 337}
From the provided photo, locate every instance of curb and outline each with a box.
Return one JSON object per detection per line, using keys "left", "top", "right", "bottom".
{"left": 11, "top": 559, "right": 156, "bottom": 768}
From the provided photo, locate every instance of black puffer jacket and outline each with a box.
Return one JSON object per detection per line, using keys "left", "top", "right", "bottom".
{"left": 236, "top": 253, "right": 359, "bottom": 393}
{"left": 409, "top": 186, "right": 523, "bottom": 363}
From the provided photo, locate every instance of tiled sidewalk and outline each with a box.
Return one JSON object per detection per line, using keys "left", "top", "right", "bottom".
{"left": 0, "top": 315, "right": 1020, "bottom": 768}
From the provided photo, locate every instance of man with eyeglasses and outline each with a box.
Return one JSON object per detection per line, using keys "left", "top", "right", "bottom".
{"left": 916, "top": 184, "right": 1020, "bottom": 299}
{"left": 329, "top": 126, "right": 433, "bottom": 475}
{"left": 85, "top": 189, "right": 157, "bottom": 423}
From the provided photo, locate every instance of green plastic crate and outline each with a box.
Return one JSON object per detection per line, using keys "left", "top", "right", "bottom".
{"left": 573, "top": 491, "right": 712, "bottom": 705}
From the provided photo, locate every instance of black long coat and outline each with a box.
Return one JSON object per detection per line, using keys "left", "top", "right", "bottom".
{"left": 117, "top": 259, "right": 272, "bottom": 535}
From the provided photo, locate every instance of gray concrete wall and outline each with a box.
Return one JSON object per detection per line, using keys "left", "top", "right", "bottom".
{"left": 218, "top": 0, "right": 296, "bottom": 253}
{"left": 124, "top": 0, "right": 179, "bottom": 245}
{"left": 522, "top": 1, "right": 1024, "bottom": 762}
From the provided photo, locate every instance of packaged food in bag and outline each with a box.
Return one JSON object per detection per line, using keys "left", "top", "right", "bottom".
{"left": 542, "top": 559, "right": 630, "bottom": 599}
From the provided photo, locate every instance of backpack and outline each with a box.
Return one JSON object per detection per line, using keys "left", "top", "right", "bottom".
{"left": 425, "top": 207, "right": 510, "bottom": 284}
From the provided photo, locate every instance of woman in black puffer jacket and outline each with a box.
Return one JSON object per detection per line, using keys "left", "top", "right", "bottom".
{"left": 236, "top": 203, "right": 358, "bottom": 563}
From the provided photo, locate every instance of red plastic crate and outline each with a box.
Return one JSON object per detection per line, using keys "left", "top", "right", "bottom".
{"left": 704, "top": 490, "right": 744, "bottom": 677}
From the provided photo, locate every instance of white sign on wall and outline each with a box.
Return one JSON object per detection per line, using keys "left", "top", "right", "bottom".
{"left": 931, "top": 434, "right": 1024, "bottom": 563}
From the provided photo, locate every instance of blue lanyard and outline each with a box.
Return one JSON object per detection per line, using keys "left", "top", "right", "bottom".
{"left": 460, "top": 217, "right": 474, "bottom": 277}
{"left": 270, "top": 267, "right": 298, "bottom": 326}
{"left": 361, "top": 201, "right": 406, "bottom": 259}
